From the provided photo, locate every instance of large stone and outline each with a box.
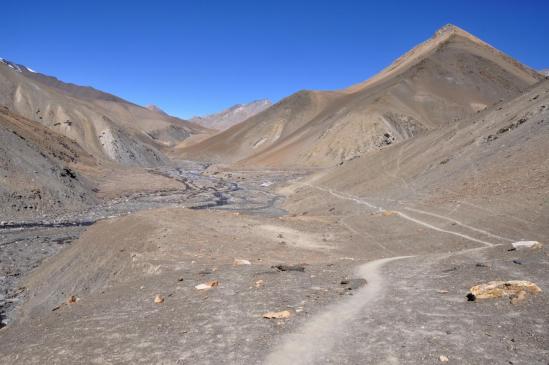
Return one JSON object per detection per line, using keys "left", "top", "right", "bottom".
{"left": 469, "top": 280, "right": 541, "bottom": 299}
{"left": 511, "top": 241, "right": 543, "bottom": 250}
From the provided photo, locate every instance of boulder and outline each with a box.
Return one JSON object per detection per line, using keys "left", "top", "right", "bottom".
{"left": 469, "top": 280, "right": 541, "bottom": 300}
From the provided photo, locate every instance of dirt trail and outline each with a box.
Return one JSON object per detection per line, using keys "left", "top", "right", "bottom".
{"left": 264, "top": 256, "right": 411, "bottom": 365}
{"left": 264, "top": 181, "right": 537, "bottom": 364}
{"left": 303, "top": 182, "right": 515, "bottom": 247}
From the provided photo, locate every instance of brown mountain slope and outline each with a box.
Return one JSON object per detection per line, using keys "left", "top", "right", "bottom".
{"left": 0, "top": 107, "right": 97, "bottom": 220}
{"left": 0, "top": 59, "right": 207, "bottom": 166}
{"left": 287, "top": 79, "right": 549, "bottom": 238}
{"left": 180, "top": 25, "right": 543, "bottom": 167}
{"left": 178, "top": 90, "right": 343, "bottom": 161}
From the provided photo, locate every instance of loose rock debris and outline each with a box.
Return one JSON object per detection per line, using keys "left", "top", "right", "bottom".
{"left": 154, "top": 295, "right": 164, "bottom": 304}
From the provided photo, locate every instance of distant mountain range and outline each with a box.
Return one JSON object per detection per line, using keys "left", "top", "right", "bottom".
{"left": 191, "top": 99, "right": 272, "bottom": 131}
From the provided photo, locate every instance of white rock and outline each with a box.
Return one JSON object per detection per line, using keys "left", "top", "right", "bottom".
{"left": 234, "top": 259, "right": 251, "bottom": 266}
{"left": 512, "top": 241, "right": 543, "bottom": 249}
{"left": 195, "top": 280, "right": 219, "bottom": 290}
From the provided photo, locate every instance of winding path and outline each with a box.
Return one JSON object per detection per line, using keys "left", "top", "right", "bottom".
{"left": 264, "top": 256, "right": 411, "bottom": 365}
{"left": 264, "top": 181, "right": 517, "bottom": 363}
{"left": 303, "top": 183, "right": 517, "bottom": 247}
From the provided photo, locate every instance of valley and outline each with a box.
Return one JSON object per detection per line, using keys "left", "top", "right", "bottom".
{"left": 0, "top": 23, "right": 547, "bottom": 364}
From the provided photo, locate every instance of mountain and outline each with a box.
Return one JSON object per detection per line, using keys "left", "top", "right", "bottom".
{"left": 190, "top": 99, "right": 272, "bottom": 130}
{"left": 0, "top": 58, "right": 208, "bottom": 167}
{"left": 540, "top": 69, "right": 549, "bottom": 76}
{"left": 146, "top": 104, "right": 168, "bottom": 115}
{"left": 179, "top": 25, "right": 543, "bottom": 167}
{"left": 291, "top": 78, "right": 549, "bottom": 236}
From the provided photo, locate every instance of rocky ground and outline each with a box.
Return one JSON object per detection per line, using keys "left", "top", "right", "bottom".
{"left": 0, "top": 162, "right": 547, "bottom": 364}
{"left": 0, "top": 161, "right": 303, "bottom": 328}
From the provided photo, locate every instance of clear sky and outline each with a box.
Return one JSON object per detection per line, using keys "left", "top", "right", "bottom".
{"left": 1, "top": 0, "right": 548, "bottom": 119}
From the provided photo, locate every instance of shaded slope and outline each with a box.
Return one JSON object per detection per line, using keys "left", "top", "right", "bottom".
{"left": 0, "top": 107, "right": 97, "bottom": 220}
{"left": 181, "top": 25, "right": 543, "bottom": 167}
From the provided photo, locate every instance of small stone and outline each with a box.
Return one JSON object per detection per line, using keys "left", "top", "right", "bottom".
{"left": 272, "top": 264, "right": 305, "bottom": 272}
{"left": 340, "top": 278, "right": 367, "bottom": 290}
{"left": 234, "top": 259, "right": 252, "bottom": 266}
{"left": 154, "top": 295, "right": 164, "bottom": 304}
{"left": 195, "top": 280, "right": 219, "bottom": 290}
{"left": 263, "top": 310, "right": 291, "bottom": 319}
{"left": 439, "top": 355, "right": 449, "bottom": 362}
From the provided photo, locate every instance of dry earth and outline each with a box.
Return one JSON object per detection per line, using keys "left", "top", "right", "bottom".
{"left": 1, "top": 144, "right": 547, "bottom": 363}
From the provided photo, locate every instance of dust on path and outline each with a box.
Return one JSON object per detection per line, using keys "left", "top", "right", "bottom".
{"left": 264, "top": 256, "right": 411, "bottom": 365}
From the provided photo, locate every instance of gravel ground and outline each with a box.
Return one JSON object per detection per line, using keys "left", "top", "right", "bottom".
{"left": 0, "top": 162, "right": 301, "bottom": 327}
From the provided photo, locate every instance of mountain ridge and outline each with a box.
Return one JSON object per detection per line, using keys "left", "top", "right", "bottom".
{"left": 0, "top": 58, "right": 208, "bottom": 166}
{"left": 190, "top": 99, "right": 272, "bottom": 131}
{"left": 179, "top": 24, "right": 544, "bottom": 167}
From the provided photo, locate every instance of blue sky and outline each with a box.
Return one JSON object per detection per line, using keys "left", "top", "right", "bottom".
{"left": 1, "top": 1, "right": 548, "bottom": 119}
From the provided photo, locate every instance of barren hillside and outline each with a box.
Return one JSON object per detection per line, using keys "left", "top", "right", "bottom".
{"left": 180, "top": 25, "right": 543, "bottom": 167}
{"left": 0, "top": 59, "right": 208, "bottom": 166}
